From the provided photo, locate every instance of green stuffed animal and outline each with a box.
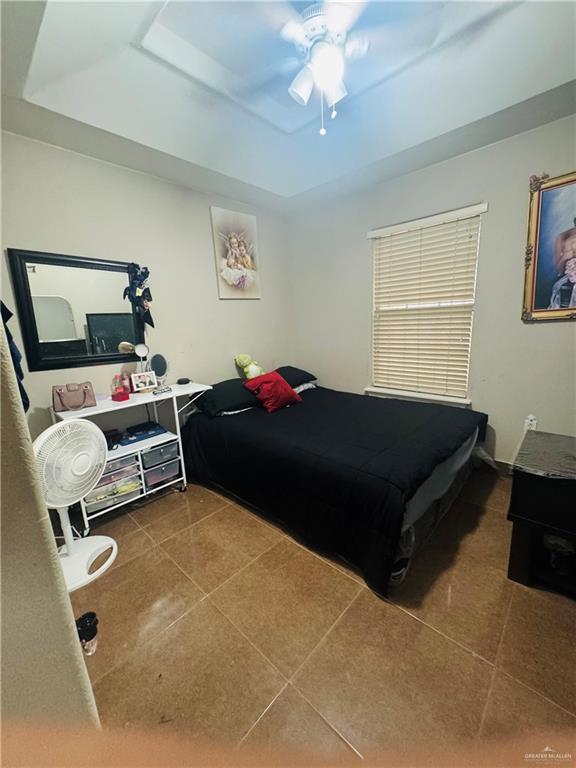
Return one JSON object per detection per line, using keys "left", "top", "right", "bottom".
{"left": 235, "top": 353, "right": 264, "bottom": 380}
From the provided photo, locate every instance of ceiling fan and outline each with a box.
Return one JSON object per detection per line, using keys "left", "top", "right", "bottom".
{"left": 245, "top": 1, "right": 518, "bottom": 137}
{"left": 283, "top": 1, "right": 367, "bottom": 119}
{"left": 251, "top": 1, "right": 443, "bottom": 136}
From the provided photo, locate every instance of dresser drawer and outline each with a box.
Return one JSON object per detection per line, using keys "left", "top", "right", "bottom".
{"left": 141, "top": 441, "right": 179, "bottom": 470}
{"left": 508, "top": 470, "right": 575, "bottom": 535}
{"left": 144, "top": 458, "right": 181, "bottom": 490}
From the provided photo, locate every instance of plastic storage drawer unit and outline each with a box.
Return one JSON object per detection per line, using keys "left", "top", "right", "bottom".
{"left": 104, "top": 454, "right": 139, "bottom": 474}
{"left": 86, "top": 475, "right": 141, "bottom": 503}
{"left": 145, "top": 458, "right": 181, "bottom": 490}
{"left": 86, "top": 486, "right": 142, "bottom": 515}
{"left": 141, "top": 441, "right": 179, "bottom": 470}
{"left": 96, "top": 463, "right": 139, "bottom": 487}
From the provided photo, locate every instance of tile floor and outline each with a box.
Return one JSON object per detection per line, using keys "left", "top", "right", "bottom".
{"left": 72, "top": 469, "right": 576, "bottom": 759}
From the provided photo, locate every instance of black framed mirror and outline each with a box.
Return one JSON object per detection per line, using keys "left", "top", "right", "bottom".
{"left": 7, "top": 249, "right": 145, "bottom": 372}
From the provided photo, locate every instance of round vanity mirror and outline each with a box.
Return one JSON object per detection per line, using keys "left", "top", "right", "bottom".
{"left": 150, "top": 354, "right": 168, "bottom": 385}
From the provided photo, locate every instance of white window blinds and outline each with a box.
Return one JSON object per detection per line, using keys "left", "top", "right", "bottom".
{"left": 369, "top": 204, "right": 484, "bottom": 400}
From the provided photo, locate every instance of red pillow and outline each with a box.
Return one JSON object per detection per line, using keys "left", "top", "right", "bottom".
{"left": 243, "top": 371, "right": 302, "bottom": 413}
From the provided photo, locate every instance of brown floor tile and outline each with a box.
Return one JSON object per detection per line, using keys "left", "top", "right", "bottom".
{"left": 69, "top": 467, "right": 574, "bottom": 754}
{"left": 160, "top": 505, "right": 282, "bottom": 593}
{"left": 71, "top": 547, "right": 203, "bottom": 682}
{"left": 211, "top": 539, "right": 362, "bottom": 677}
{"left": 91, "top": 512, "right": 154, "bottom": 571}
{"left": 242, "top": 684, "right": 356, "bottom": 758}
{"left": 481, "top": 672, "right": 576, "bottom": 739}
{"left": 226, "top": 502, "right": 291, "bottom": 544}
{"left": 94, "top": 600, "right": 284, "bottom": 742}
{"left": 207, "top": 488, "right": 236, "bottom": 505}
{"left": 316, "top": 550, "right": 365, "bottom": 586}
{"left": 240, "top": 505, "right": 293, "bottom": 540}
{"left": 293, "top": 589, "right": 493, "bottom": 753}
{"left": 93, "top": 510, "right": 141, "bottom": 539}
{"left": 453, "top": 499, "right": 512, "bottom": 572}
{"left": 131, "top": 485, "right": 229, "bottom": 542}
{"left": 334, "top": 560, "right": 365, "bottom": 584}
{"left": 411, "top": 495, "right": 511, "bottom": 576}
{"left": 391, "top": 539, "right": 513, "bottom": 661}
{"left": 498, "top": 586, "right": 576, "bottom": 714}
{"left": 459, "top": 469, "right": 512, "bottom": 512}
{"left": 110, "top": 528, "right": 155, "bottom": 570}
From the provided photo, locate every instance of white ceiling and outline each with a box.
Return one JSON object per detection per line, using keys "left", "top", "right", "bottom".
{"left": 2, "top": 1, "right": 575, "bottom": 203}
{"left": 137, "top": 1, "right": 471, "bottom": 134}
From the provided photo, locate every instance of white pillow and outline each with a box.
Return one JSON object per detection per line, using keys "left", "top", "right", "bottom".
{"left": 219, "top": 407, "right": 254, "bottom": 416}
{"left": 293, "top": 382, "right": 317, "bottom": 394}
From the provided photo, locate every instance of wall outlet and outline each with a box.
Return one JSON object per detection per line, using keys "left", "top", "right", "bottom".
{"left": 525, "top": 414, "right": 538, "bottom": 431}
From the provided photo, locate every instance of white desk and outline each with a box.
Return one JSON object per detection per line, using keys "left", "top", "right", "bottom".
{"left": 52, "top": 382, "right": 211, "bottom": 530}
{"left": 54, "top": 382, "right": 210, "bottom": 421}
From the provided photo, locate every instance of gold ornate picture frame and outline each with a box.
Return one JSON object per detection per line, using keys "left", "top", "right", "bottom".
{"left": 522, "top": 170, "right": 576, "bottom": 321}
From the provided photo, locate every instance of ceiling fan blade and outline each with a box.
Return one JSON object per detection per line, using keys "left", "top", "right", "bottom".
{"left": 344, "top": 32, "right": 370, "bottom": 60}
{"left": 280, "top": 20, "right": 308, "bottom": 46}
{"left": 254, "top": 1, "right": 305, "bottom": 39}
{"left": 361, "top": 8, "right": 443, "bottom": 63}
{"left": 323, "top": 1, "right": 368, "bottom": 35}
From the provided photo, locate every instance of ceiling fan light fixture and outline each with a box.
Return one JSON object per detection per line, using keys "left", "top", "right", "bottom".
{"left": 327, "top": 79, "right": 347, "bottom": 107}
{"left": 288, "top": 64, "right": 314, "bottom": 106}
{"left": 310, "top": 41, "right": 345, "bottom": 94}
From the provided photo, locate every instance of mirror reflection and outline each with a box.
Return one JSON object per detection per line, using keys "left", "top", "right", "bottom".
{"left": 28, "top": 263, "right": 136, "bottom": 354}
{"left": 7, "top": 249, "right": 143, "bottom": 371}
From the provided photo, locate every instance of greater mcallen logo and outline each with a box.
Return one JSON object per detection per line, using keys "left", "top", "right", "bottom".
{"left": 524, "top": 746, "right": 573, "bottom": 763}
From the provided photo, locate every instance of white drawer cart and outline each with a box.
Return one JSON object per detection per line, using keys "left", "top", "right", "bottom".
{"left": 51, "top": 382, "right": 211, "bottom": 532}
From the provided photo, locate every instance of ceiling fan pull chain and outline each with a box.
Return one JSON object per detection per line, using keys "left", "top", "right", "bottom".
{"left": 319, "top": 90, "right": 326, "bottom": 136}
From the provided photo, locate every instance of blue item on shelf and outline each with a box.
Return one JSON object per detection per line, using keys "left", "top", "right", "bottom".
{"left": 119, "top": 422, "right": 166, "bottom": 445}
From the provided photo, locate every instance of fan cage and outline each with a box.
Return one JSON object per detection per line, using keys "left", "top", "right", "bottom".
{"left": 33, "top": 420, "right": 108, "bottom": 508}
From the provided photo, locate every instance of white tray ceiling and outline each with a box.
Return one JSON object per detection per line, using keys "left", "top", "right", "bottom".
{"left": 5, "top": 1, "right": 576, "bottom": 199}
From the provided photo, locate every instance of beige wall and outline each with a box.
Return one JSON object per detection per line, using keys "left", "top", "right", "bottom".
{"left": 1, "top": 132, "right": 291, "bottom": 438}
{"left": 1, "top": 324, "right": 99, "bottom": 724}
{"left": 287, "top": 116, "right": 576, "bottom": 463}
{"left": 2, "top": 120, "right": 575, "bottom": 462}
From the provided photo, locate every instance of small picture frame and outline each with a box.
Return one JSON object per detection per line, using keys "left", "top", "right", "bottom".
{"left": 131, "top": 370, "right": 157, "bottom": 393}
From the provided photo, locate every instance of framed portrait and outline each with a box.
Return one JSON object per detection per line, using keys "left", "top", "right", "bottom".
{"left": 210, "top": 207, "right": 261, "bottom": 300}
{"left": 523, "top": 171, "right": 576, "bottom": 321}
{"left": 131, "top": 370, "right": 157, "bottom": 392}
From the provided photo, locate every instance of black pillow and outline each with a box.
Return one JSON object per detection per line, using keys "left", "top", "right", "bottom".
{"left": 197, "top": 378, "right": 258, "bottom": 417}
{"left": 275, "top": 366, "right": 316, "bottom": 389}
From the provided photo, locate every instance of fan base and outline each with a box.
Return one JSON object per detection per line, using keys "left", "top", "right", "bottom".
{"left": 58, "top": 535, "right": 118, "bottom": 592}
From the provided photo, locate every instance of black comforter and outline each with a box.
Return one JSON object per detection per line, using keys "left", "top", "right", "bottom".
{"left": 183, "top": 387, "right": 487, "bottom": 595}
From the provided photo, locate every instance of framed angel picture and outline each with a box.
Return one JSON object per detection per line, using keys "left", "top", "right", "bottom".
{"left": 210, "top": 207, "right": 261, "bottom": 300}
{"left": 523, "top": 171, "right": 576, "bottom": 321}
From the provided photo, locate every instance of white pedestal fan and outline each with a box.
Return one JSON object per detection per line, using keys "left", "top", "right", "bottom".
{"left": 33, "top": 419, "right": 118, "bottom": 592}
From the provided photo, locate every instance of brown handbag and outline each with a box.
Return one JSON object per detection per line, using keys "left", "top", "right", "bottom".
{"left": 52, "top": 382, "right": 97, "bottom": 412}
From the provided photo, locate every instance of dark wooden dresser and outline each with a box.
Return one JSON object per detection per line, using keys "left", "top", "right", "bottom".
{"left": 507, "top": 431, "right": 576, "bottom": 598}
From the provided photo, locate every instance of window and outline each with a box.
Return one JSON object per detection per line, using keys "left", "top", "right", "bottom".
{"left": 368, "top": 203, "right": 485, "bottom": 400}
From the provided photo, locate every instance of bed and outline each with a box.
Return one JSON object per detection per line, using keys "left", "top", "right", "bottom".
{"left": 182, "top": 385, "right": 487, "bottom": 596}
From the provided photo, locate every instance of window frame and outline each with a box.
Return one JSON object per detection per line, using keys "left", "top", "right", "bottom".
{"left": 367, "top": 202, "right": 487, "bottom": 404}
